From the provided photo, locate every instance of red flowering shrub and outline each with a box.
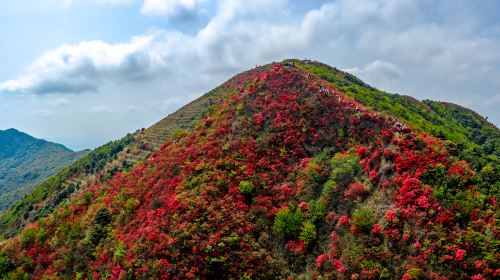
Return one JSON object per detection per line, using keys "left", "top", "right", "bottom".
{"left": 0, "top": 62, "right": 497, "bottom": 280}
{"left": 344, "top": 183, "right": 368, "bottom": 200}
{"left": 455, "top": 249, "right": 466, "bottom": 261}
{"left": 285, "top": 240, "right": 306, "bottom": 254}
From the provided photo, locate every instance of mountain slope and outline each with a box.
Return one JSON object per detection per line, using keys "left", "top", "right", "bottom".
{"left": 0, "top": 76, "right": 241, "bottom": 237}
{"left": 0, "top": 61, "right": 498, "bottom": 279}
{"left": 291, "top": 59, "right": 499, "bottom": 158}
{"left": 3, "top": 60, "right": 497, "bottom": 239}
{"left": 0, "top": 129, "right": 88, "bottom": 212}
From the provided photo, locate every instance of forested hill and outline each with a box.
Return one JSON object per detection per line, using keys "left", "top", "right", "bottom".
{"left": 0, "top": 61, "right": 498, "bottom": 279}
{"left": 0, "top": 129, "right": 88, "bottom": 212}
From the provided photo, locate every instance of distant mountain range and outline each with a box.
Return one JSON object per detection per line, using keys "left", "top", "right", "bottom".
{"left": 0, "top": 60, "right": 498, "bottom": 279}
{"left": 0, "top": 128, "right": 88, "bottom": 212}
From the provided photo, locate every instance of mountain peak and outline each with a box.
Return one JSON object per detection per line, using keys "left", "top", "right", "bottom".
{"left": 0, "top": 60, "right": 497, "bottom": 279}
{"left": 1, "top": 128, "right": 28, "bottom": 137}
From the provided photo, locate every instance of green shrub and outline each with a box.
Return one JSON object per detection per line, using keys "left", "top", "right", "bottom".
{"left": 82, "top": 192, "right": 93, "bottom": 205}
{"left": 124, "top": 198, "right": 139, "bottom": 212}
{"left": 308, "top": 200, "right": 327, "bottom": 222}
{"left": 21, "top": 228, "right": 36, "bottom": 248}
{"left": 274, "top": 207, "right": 303, "bottom": 238}
{"left": 87, "top": 225, "right": 107, "bottom": 246}
{"left": 299, "top": 221, "right": 317, "bottom": 246}
{"left": 94, "top": 207, "right": 112, "bottom": 227}
{"left": 0, "top": 250, "right": 14, "bottom": 275}
{"left": 329, "top": 153, "right": 362, "bottom": 188}
{"left": 238, "top": 181, "right": 254, "bottom": 196}
{"left": 150, "top": 197, "right": 163, "bottom": 210}
{"left": 406, "top": 267, "right": 422, "bottom": 278}
{"left": 323, "top": 179, "right": 336, "bottom": 196}
{"left": 351, "top": 207, "right": 375, "bottom": 232}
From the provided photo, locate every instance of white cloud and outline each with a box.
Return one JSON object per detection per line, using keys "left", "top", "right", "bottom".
{"left": 63, "top": 0, "right": 206, "bottom": 16}
{"left": 2, "top": 0, "right": 500, "bottom": 128}
{"left": 346, "top": 60, "right": 403, "bottom": 82}
{"left": 141, "top": 0, "right": 206, "bottom": 16}
{"left": 0, "top": 33, "right": 162, "bottom": 94}
{"left": 3, "top": 0, "right": 500, "bottom": 97}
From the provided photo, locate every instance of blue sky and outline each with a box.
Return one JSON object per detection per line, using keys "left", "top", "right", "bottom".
{"left": 1, "top": 0, "right": 499, "bottom": 150}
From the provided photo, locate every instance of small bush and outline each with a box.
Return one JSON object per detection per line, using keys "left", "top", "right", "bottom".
{"left": 94, "top": 207, "right": 112, "bottom": 227}
{"left": 238, "top": 181, "right": 254, "bottom": 196}
{"left": 308, "top": 200, "right": 327, "bottom": 222}
{"left": 351, "top": 207, "right": 375, "bottom": 233}
{"left": 87, "top": 225, "right": 107, "bottom": 246}
{"left": 299, "top": 221, "right": 317, "bottom": 246}
{"left": 21, "top": 228, "right": 36, "bottom": 248}
{"left": 124, "top": 198, "right": 139, "bottom": 212}
{"left": 0, "top": 250, "right": 14, "bottom": 275}
{"left": 274, "top": 207, "right": 303, "bottom": 238}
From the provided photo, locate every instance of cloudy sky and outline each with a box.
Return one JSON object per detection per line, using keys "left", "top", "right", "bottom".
{"left": 1, "top": 0, "right": 499, "bottom": 150}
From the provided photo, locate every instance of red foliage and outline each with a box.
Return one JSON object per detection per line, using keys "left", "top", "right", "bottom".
{"left": 285, "top": 240, "right": 306, "bottom": 254}
{"left": 1, "top": 62, "right": 496, "bottom": 280}
{"left": 344, "top": 183, "right": 368, "bottom": 200}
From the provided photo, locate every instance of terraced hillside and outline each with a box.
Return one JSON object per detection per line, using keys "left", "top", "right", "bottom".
{"left": 0, "top": 69, "right": 252, "bottom": 238}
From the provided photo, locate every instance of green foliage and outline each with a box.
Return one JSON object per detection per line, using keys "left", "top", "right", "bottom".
{"left": 0, "top": 250, "right": 14, "bottom": 276}
{"left": 83, "top": 192, "right": 93, "bottom": 205}
{"left": 420, "top": 163, "right": 447, "bottom": 185}
{"left": 351, "top": 207, "right": 375, "bottom": 232}
{"left": 329, "top": 153, "right": 363, "bottom": 188}
{"left": 150, "top": 197, "right": 163, "bottom": 210}
{"left": 280, "top": 147, "right": 287, "bottom": 157}
{"left": 406, "top": 267, "right": 422, "bottom": 278}
{"left": 299, "top": 221, "right": 317, "bottom": 246}
{"left": 86, "top": 225, "right": 107, "bottom": 246}
{"left": 236, "top": 103, "right": 245, "bottom": 111}
{"left": 238, "top": 181, "right": 254, "bottom": 196}
{"left": 0, "top": 129, "right": 88, "bottom": 212}
{"left": 274, "top": 207, "right": 303, "bottom": 238}
{"left": 322, "top": 179, "right": 336, "bottom": 198}
{"left": 113, "top": 242, "right": 126, "bottom": 260}
{"left": 84, "top": 207, "right": 113, "bottom": 247}
{"left": 477, "top": 160, "right": 500, "bottom": 197}
{"left": 307, "top": 200, "right": 327, "bottom": 222}
{"left": 172, "top": 128, "right": 185, "bottom": 139}
{"left": 124, "top": 198, "right": 139, "bottom": 212}
{"left": 380, "top": 268, "right": 391, "bottom": 279}
{"left": 94, "top": 207, "right": 113, "bottom": 227}
{"left": 0, "top": 134, "right": 134, "bottom": 238}
{"left": 20, "top": 228, "right": 36, "bottom": 248}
